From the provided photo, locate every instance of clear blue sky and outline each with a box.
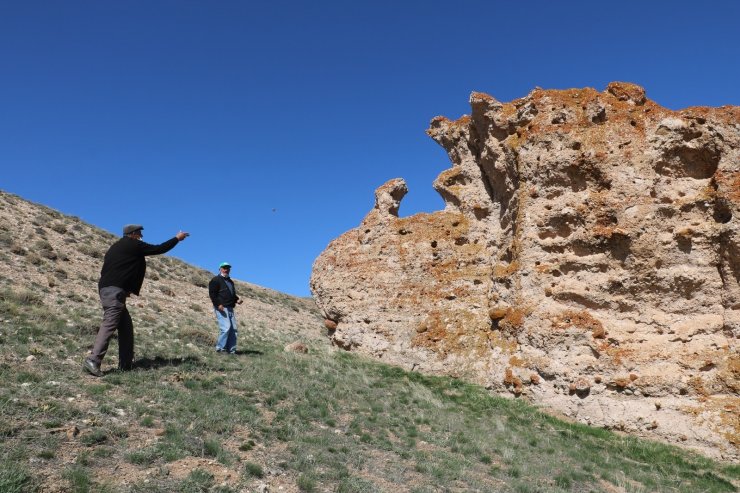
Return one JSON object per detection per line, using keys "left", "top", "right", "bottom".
{"left": 2, "top": 1, "right": 738, "bottom": 296}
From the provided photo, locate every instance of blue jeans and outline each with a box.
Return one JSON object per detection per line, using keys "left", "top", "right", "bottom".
{"left": 215, "top": 307, "right": 237, "bottom": 353}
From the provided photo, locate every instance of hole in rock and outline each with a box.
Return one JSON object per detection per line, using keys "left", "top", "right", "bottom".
{"left": 713, "top": 201, "right": 732, "bottom": 224}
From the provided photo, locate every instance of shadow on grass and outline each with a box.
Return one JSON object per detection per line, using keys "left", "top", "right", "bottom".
{"left": 213, "top": 349, "right": 264, "bottom": 357}
{"left": 96, "top": 350, "right": 266, "bottom": 375}
{"left": 127, "top": 356, "right": 203, "bottom": 371}
{"left": 232, "top": 349, "right": 263, "bottom": 356}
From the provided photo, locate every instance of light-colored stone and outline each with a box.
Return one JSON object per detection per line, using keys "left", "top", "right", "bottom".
{"left": 66, "top": 426, "right": 79, "bottom": 438}
{"left": 311, "top": 82, "right": 739, "bottom": 461}
{"left": 284, "top": 341, "right": 308, "bottom": 353}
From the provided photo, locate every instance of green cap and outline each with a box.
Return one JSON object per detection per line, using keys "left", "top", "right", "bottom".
{"left": 219, "top": 262, "right": 231, "bottom": 268}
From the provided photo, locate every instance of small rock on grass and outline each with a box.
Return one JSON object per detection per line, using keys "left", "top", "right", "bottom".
{"left": 284, "top": 341, "right": 308, "bottom": 353}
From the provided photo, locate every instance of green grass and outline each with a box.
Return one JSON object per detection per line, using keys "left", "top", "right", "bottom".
{"left": 63, "top": 465, "right": 93, "bottom": 493}
{"left": 0, "top": 464, "right": 36, "bottom": 493}
{"left": 243, "top": 461, "right": 264, "bottom": 478}
{"left": 0, "top": 286, "right": 737, "bottom": 492}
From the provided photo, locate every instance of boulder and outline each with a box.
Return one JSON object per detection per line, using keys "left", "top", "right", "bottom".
{"left": 311, "top": 83, "right": 739, "bottom": 460}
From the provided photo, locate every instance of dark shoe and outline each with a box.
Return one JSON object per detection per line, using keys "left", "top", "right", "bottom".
{"left": 83, "top": 358, "right": 103, "bottom": 377}
{"left": 118, "top": 363, "right": 133, "bottom": 372}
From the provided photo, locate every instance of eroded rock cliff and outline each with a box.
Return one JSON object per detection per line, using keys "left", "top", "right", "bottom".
{"left": 310, "top": 83, "right": 739, "bottom": 460}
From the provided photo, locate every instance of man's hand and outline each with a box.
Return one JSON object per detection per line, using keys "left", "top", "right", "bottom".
{"left": 176, "top": 231, "right": 190, "bottom": 241}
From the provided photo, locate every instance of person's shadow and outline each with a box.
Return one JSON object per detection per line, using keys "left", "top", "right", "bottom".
{"left": 228, "top": 349, "right": 263, "bottom": 356}
{"left": 131, "top": 356, "right": 202, "bottom": 370}
{"left": 103, "top": 351, "right": 265, "bottom": 374}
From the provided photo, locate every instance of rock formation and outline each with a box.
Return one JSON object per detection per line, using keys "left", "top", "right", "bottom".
{"left": 310, "top": 83, "right": 739, "bottom": 460}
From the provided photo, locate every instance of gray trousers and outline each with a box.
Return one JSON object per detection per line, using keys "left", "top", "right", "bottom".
{"left": 91, "top": 286, "right": 134, "bottom": 369}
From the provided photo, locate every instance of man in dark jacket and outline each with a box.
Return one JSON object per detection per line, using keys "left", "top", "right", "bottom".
{"left": 83, "top": 224, "right": 189, "bottom": 376}
{"left": 208, "top": 261, "right": 243, "bottom": 354}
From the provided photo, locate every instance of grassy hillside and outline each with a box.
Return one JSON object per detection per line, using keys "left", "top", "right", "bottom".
{"left": 0, "top": 190, "right": 738, "bottom": 492}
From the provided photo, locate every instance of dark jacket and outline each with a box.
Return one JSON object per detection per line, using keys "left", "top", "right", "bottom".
{"left": 209, "top": 275, "right": 239, "bottom": 308}
{"left": 98, "top": 236, "right": 179, "bottom": 295}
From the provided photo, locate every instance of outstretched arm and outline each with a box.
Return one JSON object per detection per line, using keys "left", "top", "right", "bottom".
{"left": 139, "top": 231, "right": 189, "bottom": 256}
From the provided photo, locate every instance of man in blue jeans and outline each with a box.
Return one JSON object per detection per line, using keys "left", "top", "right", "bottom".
{"left": 208, "top": 262, "right": 243, "bottom": 354}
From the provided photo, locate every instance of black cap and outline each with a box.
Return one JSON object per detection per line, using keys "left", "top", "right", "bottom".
{"left": 123, "top": 224, "right": 144, "bottom": 235}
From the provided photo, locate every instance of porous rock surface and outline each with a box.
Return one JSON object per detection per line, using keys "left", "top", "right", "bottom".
{"left": 311, "top": 83, "right": 739, "bottom": 460}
